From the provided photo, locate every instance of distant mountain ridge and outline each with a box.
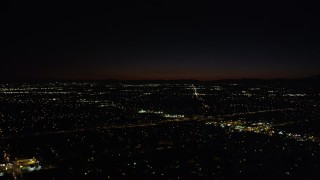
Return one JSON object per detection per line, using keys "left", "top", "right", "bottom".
{"left": 302, "top": 74, "right": 320, "bottom": 80}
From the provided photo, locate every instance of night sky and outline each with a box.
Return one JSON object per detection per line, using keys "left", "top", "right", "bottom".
{"left": 1, "top": 0, "right": 320, "bottom": 80}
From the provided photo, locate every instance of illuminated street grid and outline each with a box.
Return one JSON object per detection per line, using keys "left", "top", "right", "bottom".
{"left": 0, "top": 81, "right": 320, "bottom": 178}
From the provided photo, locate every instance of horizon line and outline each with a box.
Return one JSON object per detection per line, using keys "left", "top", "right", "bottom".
{"left": 0, "top": 75, "right": 319, "bottom": 82}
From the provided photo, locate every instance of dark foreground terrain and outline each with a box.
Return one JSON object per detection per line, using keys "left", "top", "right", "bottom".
{"left": 1, "top": 78, "right": 320, "bottom": 179}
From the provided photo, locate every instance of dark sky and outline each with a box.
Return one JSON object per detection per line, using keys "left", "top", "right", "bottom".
{"left": 1, "top": 0, "right": 320, "bottom": 80}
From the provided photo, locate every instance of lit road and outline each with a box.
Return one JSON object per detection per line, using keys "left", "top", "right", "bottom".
{"left": 217, "top": 108, "right": 296, "bottom": 118}
{"left": 191, "top": 84, "right": 199, "bottom": 99}
{"left": 191, "top": 84, "right": 209, "bottom": 109}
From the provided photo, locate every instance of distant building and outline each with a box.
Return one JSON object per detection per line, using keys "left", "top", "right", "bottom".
{"left": 14, "top": 158, "right": 41, "bottom": 172}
